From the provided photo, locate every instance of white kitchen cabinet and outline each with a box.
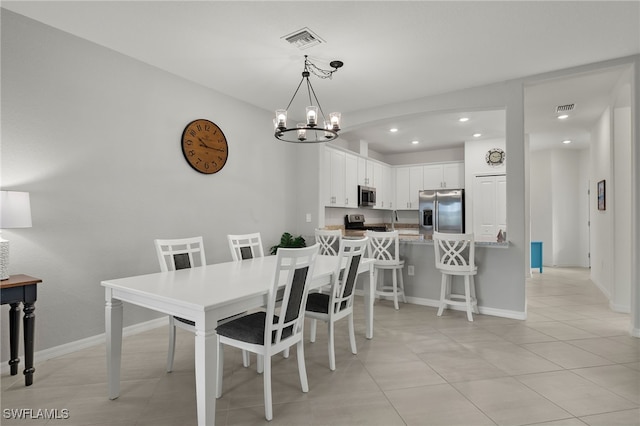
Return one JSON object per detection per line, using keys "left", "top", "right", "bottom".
{"left": 395, "top": 166, "right": 423, "bottom": 209}
{"left": 344, "top": 153, "right": 358, "bottom": 208}
{"left": 423, "top": 162, "right": 465, "bottom": 189}
{"left": 377, "top": 163, "right": 392, "bottom": 209}
{"left": 473, "top": 174, "right": 507, "bottom": 241}
{"left": 326, "top": 148, "right": 346, "bottom": 207}
{"left": 323, "top": 146, "right": 358, "bottom": 208}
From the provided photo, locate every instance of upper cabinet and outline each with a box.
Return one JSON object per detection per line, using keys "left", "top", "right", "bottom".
{"left": 395, "top": 166, "right": 423, "bottom": 210}
{"left": 423, "top": 162, "right": 465, "bottom": 189}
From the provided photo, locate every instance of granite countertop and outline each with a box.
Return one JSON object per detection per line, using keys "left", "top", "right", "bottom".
{"left": 326, "top": 224, "right": 509, "bottom": 247}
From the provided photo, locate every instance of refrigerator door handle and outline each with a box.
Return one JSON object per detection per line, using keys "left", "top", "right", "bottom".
{"left": 434, "top": 200, "right": 439, "bottom": 232}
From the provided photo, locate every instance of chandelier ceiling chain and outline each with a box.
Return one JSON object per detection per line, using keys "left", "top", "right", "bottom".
{"left": 274, "top": 55, "right": 343, "bottom": 143}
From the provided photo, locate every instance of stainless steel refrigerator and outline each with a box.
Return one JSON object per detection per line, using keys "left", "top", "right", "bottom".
{"left": 419, "top": 189, "right": 465, "bottom": 236}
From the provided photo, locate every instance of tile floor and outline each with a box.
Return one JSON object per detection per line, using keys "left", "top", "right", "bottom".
{"left": 1, "top": 267, "right": 639, "bottom": 425}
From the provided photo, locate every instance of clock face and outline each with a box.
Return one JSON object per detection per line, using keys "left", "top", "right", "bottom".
{"left": 181, "top": 119, "right": 228, "bottom": 174}
{"left": 485, "top": 148, "right": 505, "bottom": 167}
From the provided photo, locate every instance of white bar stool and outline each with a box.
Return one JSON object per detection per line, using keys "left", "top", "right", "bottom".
{"left": 433, "top": 232, "right": 479, "bottom": 321}
{"left": 366, "top": 230, "right": 406, "bottom": 310}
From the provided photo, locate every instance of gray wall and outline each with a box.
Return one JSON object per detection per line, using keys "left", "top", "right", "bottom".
{"left": 0, "top": 11, "right": 309, "bottom": 360}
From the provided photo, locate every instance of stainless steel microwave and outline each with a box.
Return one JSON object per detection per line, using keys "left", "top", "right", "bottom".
{"left": 358, "top": 185, "right": 376, "bottom": 207}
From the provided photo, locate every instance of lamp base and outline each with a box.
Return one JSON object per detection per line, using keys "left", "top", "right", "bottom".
{"left": 1, "top": 239, "right": 9, "bottom": 280}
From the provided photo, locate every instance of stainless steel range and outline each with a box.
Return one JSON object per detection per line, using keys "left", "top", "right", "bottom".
{"left": 344, "top": 214, "right": 387, "bottom": 232}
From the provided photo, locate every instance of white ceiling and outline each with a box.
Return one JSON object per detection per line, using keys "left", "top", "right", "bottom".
{"left": 3, "top": 1, "right": 639, "bottom": 155}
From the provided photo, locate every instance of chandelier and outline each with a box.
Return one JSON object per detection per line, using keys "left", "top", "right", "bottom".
{"left": 274, "top": 55, "right": 343, "bottom": 143}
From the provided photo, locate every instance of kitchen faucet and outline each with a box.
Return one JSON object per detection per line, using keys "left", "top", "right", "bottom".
{"left": 391, "top": 210, "right": 398, "bottom": 230}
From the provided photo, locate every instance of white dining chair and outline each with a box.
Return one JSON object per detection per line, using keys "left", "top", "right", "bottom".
{"left": 154, "top": 236, "right": 206, "bottom": 372}
{"left": 227, "top": 232, "right": 265, "bottom": 261}
{"left": 314, "top": 228, "right": 342, "bottom": 256}
{"left": 366, "top": 230, "right": 406, "bottom": 310}
{"left": 433, "top": 231, "right": 479, "bottom": 321}
{"left": 216, "top": 244, "right": 319, "bottom": 421}
{"left": 305, "top": 237, "right": 368, "bottom": 371}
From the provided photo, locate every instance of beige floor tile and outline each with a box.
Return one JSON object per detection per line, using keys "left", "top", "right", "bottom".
{"left": 364, "top": 359, "right": 445, "bottom": 390}
{"left": 385, "top": 383, "right": 495, "bottom": 426}
{"left": 516, "top": 370, "right": 638, "bottom": 417}
{"left": 453, "top": 377, "right": 572, "bottom": 425}
{"left": 567, "top": 338, "right": 640, "bottom": 364}
{"left": 572, "top": 365, "right": 640, "bottom": 404}
{"left": 418, "top": 350, "right": 508, "bottom": 383}
{"left": 579, "top": 407, "right": 640, "bottom": 426}
{"left": 462, "top": 341, "right": 563, "bottom": 375}
{"left": 521, "top": 341, "right": 613, "bottom": 369}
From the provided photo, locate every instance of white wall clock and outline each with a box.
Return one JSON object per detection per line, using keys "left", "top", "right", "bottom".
{"left": 485, "top": 148, "right": 505, "bottom": 167}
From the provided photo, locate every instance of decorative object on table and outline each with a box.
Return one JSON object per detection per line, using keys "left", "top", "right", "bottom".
{"left": 274, "top": 55, "right": 343, "bottom": 143}
{"left": 270, "top": 232, "right": 306, "bottom": 255}
{"left": 0, "top": 191, "right": 32, "bottom": 280}
{"left": 597, "top": 179, "right": 606, "bottom": 211}
{"left": 181, "top": 119, "right": 228, "bottom": 174}
{"left": 497, "top": 229, "right": 505, "bottom": 243}
{"left": 485, "top": 147, "right": 505, "bottom": 167}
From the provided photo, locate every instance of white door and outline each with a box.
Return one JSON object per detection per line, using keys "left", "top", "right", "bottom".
{"left": 473, "top": 175, "right": 506, "bottom": 241}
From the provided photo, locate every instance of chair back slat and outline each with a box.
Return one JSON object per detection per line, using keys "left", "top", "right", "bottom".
{"left": 154, "top": 237, "right": 206, "bottom": 272}
{"left": 315, "top": 229, "right": 342, "bottom": 256}
{"left": 266, "top": 245, "right": 319, "bottom": 347}
{"left": 332, "top": 237, "right": 368, "bottom": 314}
{"left": 433, "top": 232, "right": 475, "bottom": 273}
{"left": 228, "top": 233, "right": 265, "bottom": 261}
{"left": 366, "top": 230, "right": 400, "bottom": 265}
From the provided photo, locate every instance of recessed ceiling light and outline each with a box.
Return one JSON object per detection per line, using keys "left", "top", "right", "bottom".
{"left": 458, "top": 117, "right": 469, "bottom": 122}
{"left": 473, "top": 133, "right": 482, "bottom": 138}
{"left": 562, "top": 139, "right": 572, "bottom": 144}
{"left": 557, "top": 114, "right": 569, "bottom": 120}
{"left": 411, "top": 140, "right": 419, "bottom": 145}
{"left": 389, "top": 128, "right": 398, "bottom": 133}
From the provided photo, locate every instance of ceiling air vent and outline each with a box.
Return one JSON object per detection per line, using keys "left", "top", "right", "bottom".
{"left": 556, "top": 104, "right": 575, "bottom": 113}
{"left": 282, "top": 27, "right": 324, "bottom": 50}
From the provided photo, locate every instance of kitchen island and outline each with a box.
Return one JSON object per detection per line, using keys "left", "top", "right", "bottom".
{"left": 345, "top": 226, "right": 521, "bottom": 320}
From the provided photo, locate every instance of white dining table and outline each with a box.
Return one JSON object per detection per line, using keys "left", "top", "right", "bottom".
{"left": 102, "top": 254, "right": 375, "bottom": 426}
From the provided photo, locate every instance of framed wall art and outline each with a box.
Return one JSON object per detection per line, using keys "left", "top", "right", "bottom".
{"left": 597, "top": 180, "right": 606, "bottom": 211}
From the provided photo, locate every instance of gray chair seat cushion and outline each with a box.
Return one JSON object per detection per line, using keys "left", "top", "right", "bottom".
{"left": 306, "top": 293, "right": 330, "bottom": 314}
{"left": 216, "top": 312, "right": 292, "bottom": 345}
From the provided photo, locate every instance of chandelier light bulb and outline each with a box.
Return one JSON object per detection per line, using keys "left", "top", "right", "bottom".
{"left": 306, "top": 106, "right": 318, "bottom": 127}
{"left": 275, "top": 110, "right": 287, "bottom": 130}
{"left": 297, "top": 123, "right": 307, "bottom": 141}
{"left": 329, "top": 112, "right": 341, "bottom": 131}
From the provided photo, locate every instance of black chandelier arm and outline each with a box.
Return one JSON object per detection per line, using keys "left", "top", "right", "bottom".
{"left": 285, "top": 75, "right": 306, "bottom": 111}
{"left": 306, "top": 78, "right": 329, "bottom": 125}
{"left": 304, "top": 56, "right": 340, "bottom": 79}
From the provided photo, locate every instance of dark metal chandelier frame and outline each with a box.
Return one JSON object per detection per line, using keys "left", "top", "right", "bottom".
{"left": 274, "top": 55, "right": 343, "bottom": 143}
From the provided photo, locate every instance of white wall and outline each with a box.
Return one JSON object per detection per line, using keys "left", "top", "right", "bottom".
{"left": 0, "top": 11, "right": 306, "bottom": 360}
{"left": 590, "top": 107, "right": 614, "bottom": 298}
{"left": 530, "top": 151, "right": 555, "bottom": 265}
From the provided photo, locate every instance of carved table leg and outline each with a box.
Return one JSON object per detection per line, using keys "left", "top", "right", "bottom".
{"left": 23, "top": 302, "right": 35, "bottom": 386}
{"left": 9, "top": 303, "right": 20, "bottom": 376}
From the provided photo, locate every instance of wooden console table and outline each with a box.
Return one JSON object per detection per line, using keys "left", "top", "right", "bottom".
{"left": 1, "top": 274, "right": 42, "bottom": 386}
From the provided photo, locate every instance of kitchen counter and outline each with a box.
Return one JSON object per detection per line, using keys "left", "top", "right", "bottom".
{"left": 339, "top": 226, "right": 509, "bottom": 248}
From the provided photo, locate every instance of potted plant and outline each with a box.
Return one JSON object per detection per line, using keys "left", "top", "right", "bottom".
{"left": 270, "top": 232, "right": 306, "bottom": 255}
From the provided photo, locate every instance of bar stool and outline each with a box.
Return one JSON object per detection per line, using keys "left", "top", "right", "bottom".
{"left": 314, "top": 228, "right": 342, "bottom": 256}
{"left": 433, "top": 232, "right": 479, "bottom": 321}
{"left": 366, "top": 230, "right": 406, "bottom": 310}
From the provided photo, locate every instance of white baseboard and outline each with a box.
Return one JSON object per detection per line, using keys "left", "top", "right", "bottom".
{"left": 1, "top": 317, "right": 168, "bottom": 375}
{"left": 354, "top": 290, "right": 526, "bottom": 320}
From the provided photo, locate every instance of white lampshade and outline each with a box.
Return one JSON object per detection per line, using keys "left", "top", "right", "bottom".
{"left": 0, "top": 191, "right": 32, "bottom": 280}
{"left": 1, "top": 191, "right": 32, "bottom": 229}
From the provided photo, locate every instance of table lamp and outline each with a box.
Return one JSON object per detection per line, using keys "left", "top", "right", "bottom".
{"left": 0, "top": 191, "right": 32, "bottom": 280}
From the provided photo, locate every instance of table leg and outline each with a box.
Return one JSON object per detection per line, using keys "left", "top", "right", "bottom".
{"left": 23, "top": 302, "right": 35, "bottom": 386}
{"left": 194, "top": 327, "right": 217, "bottom": 426}
{"left": 8, "top": 303, "right": 20, "bottom": 376}
{"left": 364, "top": 265, "right": 375, "bottom": 339}
{"left": 105, "top": 296, "right": 123, "bottom": 400}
